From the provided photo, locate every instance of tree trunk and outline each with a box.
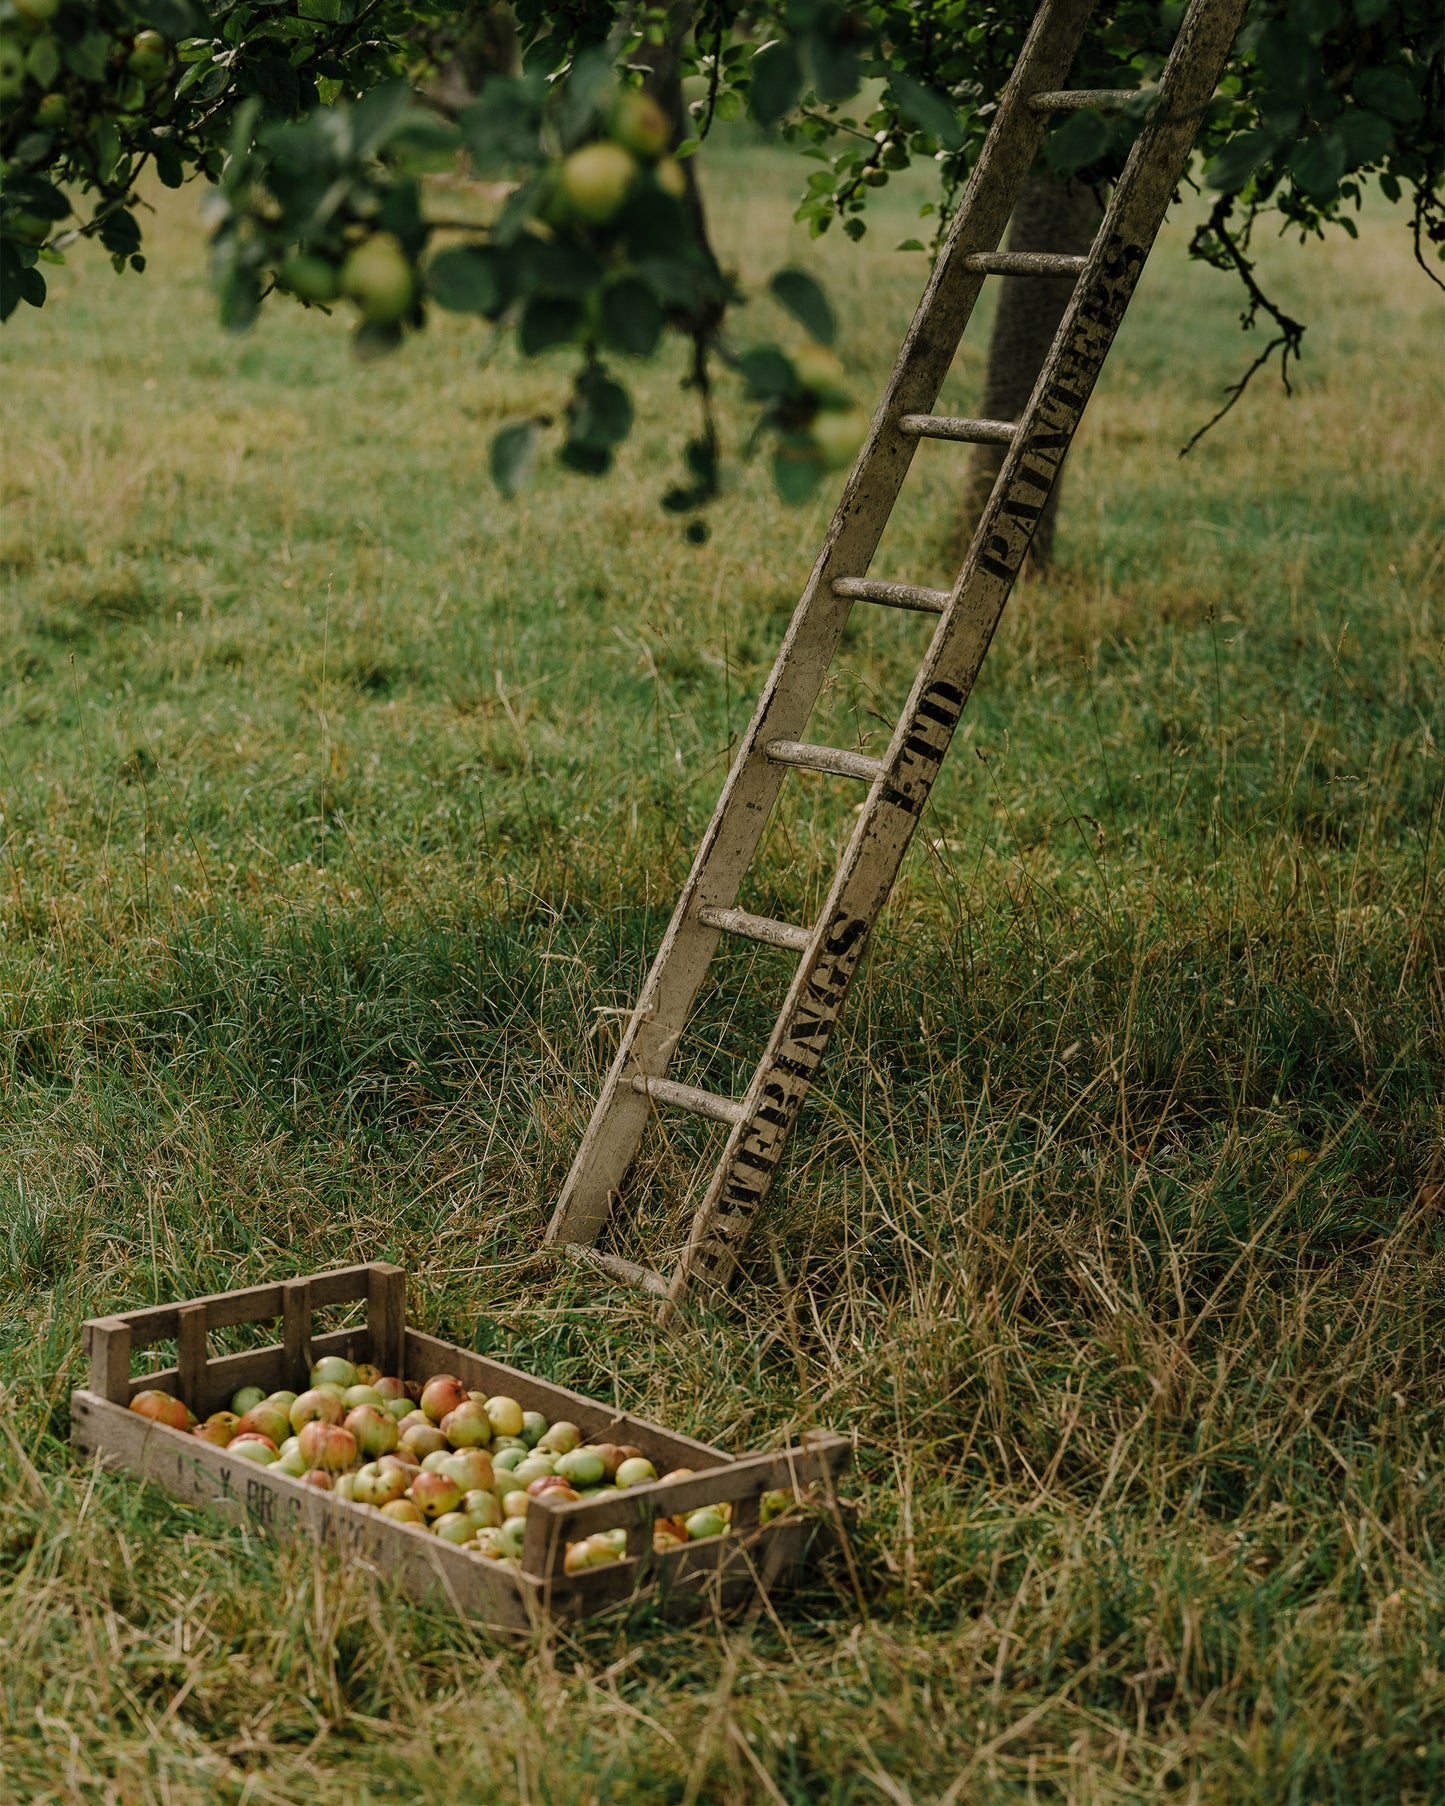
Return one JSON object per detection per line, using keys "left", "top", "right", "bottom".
{"left": 954, "top": 172, "right": 1105, "bottom": 573}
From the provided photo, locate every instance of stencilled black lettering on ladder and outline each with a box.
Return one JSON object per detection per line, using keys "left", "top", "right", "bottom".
{"left": 976, "top": 234, "right": 1145, "bottom": 584}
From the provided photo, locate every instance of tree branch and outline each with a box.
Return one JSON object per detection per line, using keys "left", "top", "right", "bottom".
{"left": 1179, "top": 195, "right": 1306, "bottom": 457}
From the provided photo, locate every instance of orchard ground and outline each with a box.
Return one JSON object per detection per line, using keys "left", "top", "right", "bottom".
{"left": 1, "top": 122, "right": 1441, "bottom": 1804}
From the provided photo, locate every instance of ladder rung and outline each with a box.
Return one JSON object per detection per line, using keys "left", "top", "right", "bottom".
{"left": 897, "top": 414, "right": 1017, "bottom": 447}
{"left": 1029, "top": 88, "right": 1143, "bottom": 112}
{"left": 562, "top": 1244, "right": 670, "bottom": 1297}
{"left": 698, "top": 905, "right": 812, "bottom": 953}
{"left": 765, "top": 740, "right": 884, "bottom": 783}
{"left": 832, "top": 576, "right": 951, "bottom": 614}
{"left": 962, "top": 251, "right": 1087, "bottom": 277}
{"left": 633, "top": 1074, "right": 746, "bottom": 1127}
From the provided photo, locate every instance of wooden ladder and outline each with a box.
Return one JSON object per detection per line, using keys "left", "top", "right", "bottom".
{"left": 546, "top": 0, "right": 1248, "bottom": 1317}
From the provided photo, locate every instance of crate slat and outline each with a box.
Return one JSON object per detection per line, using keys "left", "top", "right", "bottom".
{"left": 81, "top": 1264, "right": 378, "bottom": 1353}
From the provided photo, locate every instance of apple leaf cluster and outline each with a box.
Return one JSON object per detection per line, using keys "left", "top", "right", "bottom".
{"left": 2, "top": 0, "right": 1440, "bottom": 514}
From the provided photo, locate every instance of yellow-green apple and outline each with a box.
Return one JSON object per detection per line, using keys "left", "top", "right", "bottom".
{"left": 230, "top": 1435, "right": 280, "bottom": 1464}
{"left": 655, "top": 156, "right": 687, "bottom": 199}
{"left": 344, "top": 1404, "right": 398, "bottom": 1458}
{"left": 408, "top": 1471, "right": 463, "bottom": 1520}
{"left": 537, "top": 1420, "right": 580, "bottom": 1455}
{"left": 310, "top": 1356, "right": 357, "bottom": 1389}
{"left": 379, "top": 1499, "right": 425, "bottom": 1526}
{"left": 126, "top": 30, "right": 167, "bottom": 83}
{"left": 440, "top": 1449, "right": 493, "bottom": 1493}
{"left": 432, "top": 1512, "right": 475, "bottom": 1546}
{"left": 615, "top": 1457, "right": 658, "bottom": 1489}
{"left": 483, "top": 1395, "right": 525, "bottom": 1439}
{"left": 791, "top": 344, "right": 851, "bottom": 407}
{"left": 463, "top": 1489, "right": 502, "bottom": 1529}
{"left": 290, "top": 1388, "right": 344, "bottom": 1433}
{"left": 811, "top": 405, "right": 870, "bottom": 471}
{"left": 340, "top": 233, "right": 414, "bottom": 324}
{"left": 440, "top": 1401, "right": 492, "bottom": 1447}
{"left": 555, "top": 1448, "right": 606, "bottom": 1488}
{"left": 560, "top": 142, "right": 637, "bottom": 224}
{"left": 231, "top": 1386, "right": 266, "bottom": 1416}
{"left": 402, "top": 1421, "right": 448, "bottom": 1459}
{"left": 298, "top": 1421, "right": 357, "bottom": 1472}
{"left": 520, "top": 1411, "right": 548, "bottom": 1448}
{"left": 685, "top": 1506, "right": 727, "bottom": 1540}
{"left": 611, "top": 90, "right": 670, "bottom": 158}
{"left": 510, "top": 1455, "right": 555, "bottom": 1489}
{"left": 235, "top": 1400, "right": 291, "bottom": 1445}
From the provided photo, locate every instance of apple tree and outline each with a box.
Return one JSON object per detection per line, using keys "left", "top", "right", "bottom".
{"left": 0, "top": 0, "right": 1439, "bottom": 535}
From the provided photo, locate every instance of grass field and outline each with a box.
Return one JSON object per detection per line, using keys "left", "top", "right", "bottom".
{"left": 1, "top": 124, "right": 1442, "bottom": 1804}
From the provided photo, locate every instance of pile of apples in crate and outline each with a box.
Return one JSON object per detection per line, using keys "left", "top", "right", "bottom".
{"left": 130, "top": 1356, "right": 791, "bottom": 1573}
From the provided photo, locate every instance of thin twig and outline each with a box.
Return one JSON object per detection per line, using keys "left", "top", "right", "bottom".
{"left": 1179, "top": 195, "right": 1306, "bottom": 457}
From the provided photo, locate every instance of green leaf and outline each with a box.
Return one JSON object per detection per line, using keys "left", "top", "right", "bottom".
{"left": 887, "top": 74, "right": 963, "bottom": 151}
{"left": 1353, "top": 0, "right": 1390, "bottom": 20}
{"left": 65, "top": 32, "right": 113, "bottom": 82}
{"left": 1287, "top": 0, "right": 1343, "bottom": 38}
{"left": 559, "top": 440, "right": 612, "bottom": 475}
{"left": 428, "top": 247, "right": 508, "bottom": 317}
{"left": 1256, "top": 24, "right": 1319, "bottom": 108}
{"left": 749, "top": 41, "right": 803, "bottom": 129}
{"left": 1289, "top": 131, "right": 1347, "bottom": 204}
{"left": 98, "top": 210, "right": 142, "bottom": 258}
{"left": 567, "top": 366, "right": 633, "bottom": 451}
{"left": 1205, "top": 128, "right": 1277, "bottom": 193}
{"left": 1045, "top": 109, "right": 1111, "bottom": 174}
{"left": 140, "top": 0, "right": 207, "bottom": 34}
{"left": 512, "top": 238, "right": 601, "bottom": 300}
{"left": 739, "top": 345, "right": 799, "bottom": 401}
{"left": 349, "top": 79, "right": 412, "bottom": 160}
{"left": 240, "top": 56, "right": 302, "bottom": 117}
{"left": 599, "top": 277, "right": 663, "bottom": 357}
{"left": 25, "top": 35, "right": 60, "bottom": 88}
{"left": 518, "top": 294, "right": 584, "bottom": 355}
{"left": 459, "top": 76, "right": 546, "bottom": 173}
{"left": 772, "top": 441, "right": 823, "bottom": 504}
{"left": 491, "top": 421, "right": 539, "bottom": 498}
{"left": 1336, "top": 107, "right": 1394, "bottom": 166}
{"left": 895, "top": 238, "right": 926, "bottom": 252}
{"left": 1351, "top": 68, "right": 1422, "bottom": 124}
{"left": 769, "top": 267, "right": 835, "bottom": 347}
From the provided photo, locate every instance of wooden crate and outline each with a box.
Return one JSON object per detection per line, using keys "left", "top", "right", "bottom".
{"left": 71, "top": 1262, "right": 852, "bottom": 1637}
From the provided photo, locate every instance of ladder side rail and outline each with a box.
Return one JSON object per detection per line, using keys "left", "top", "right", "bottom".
{"left": 664, "top": 0, "right": 1251, "bottom": 1312}
{"left": 546, "top": 0, "right": 1100, "bottom": 1251}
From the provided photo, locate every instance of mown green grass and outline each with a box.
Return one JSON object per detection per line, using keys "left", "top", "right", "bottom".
{"left": 1, "top": 128, "right": 1441, "bottom": 1804}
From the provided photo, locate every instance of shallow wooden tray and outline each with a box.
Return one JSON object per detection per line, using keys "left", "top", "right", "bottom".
{"left": 71, "top": 1262, "right": 851, "bottom": 1636}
